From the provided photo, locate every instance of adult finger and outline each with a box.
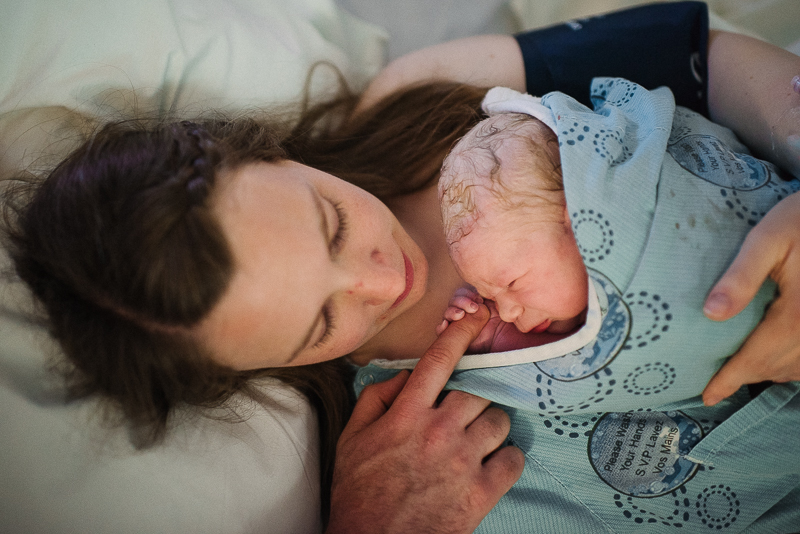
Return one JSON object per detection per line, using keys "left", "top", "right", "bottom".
{"left": 478, "top": 445, "right": 526, "bottom": 504}
{"left": 437, "top": 389, "right": 493, "bottom": 427}
{"left": 342, "top": 370, "right": 410, "bottom": 437}
{"left": 465, "top": 405, "right": 512, "bottom": 456}
{"left": 703, "top": 228, "right": 782, "bottom": 321}
{"left": 703, "top": 296, "right": 800, "bottom": 405}
{"left": 702, "top": 332, "right": 773, "bottom": 406}
{"left": 396, "top": 304, "right": 490, "bottom": 409}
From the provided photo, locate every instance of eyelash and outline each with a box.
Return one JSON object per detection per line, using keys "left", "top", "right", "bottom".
{"left": 313, "top": 304, "right": 335, "bottom": 349}
{"left": 313, "top": 201, "right": 348, "bottom": 350}
{"left": 330, "top": 201, "right": 348, "bottom": 255}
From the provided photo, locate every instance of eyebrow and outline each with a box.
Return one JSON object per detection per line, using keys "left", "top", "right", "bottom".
{"left": 287, "top": 186, "right": 330, "bottom": 362}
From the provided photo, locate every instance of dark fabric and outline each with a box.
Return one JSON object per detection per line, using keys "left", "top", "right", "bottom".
{"left": 515, "top": 1, "right": 709, "bottom": 116}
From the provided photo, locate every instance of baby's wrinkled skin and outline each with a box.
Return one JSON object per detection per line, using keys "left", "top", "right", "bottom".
{"left": 437, "top": 113, "right": 588, "bottom": 353}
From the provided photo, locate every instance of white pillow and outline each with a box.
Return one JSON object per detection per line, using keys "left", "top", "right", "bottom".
{"left": 0, "top": 1, "right": 387, "bottom": 532}
{"left": 0, "top": 0, "right": 387, "bottom": 174}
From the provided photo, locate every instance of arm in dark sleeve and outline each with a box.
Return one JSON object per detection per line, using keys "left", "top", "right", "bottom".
{"left": 515, "top": 1, "right": 709, "bottom": 115}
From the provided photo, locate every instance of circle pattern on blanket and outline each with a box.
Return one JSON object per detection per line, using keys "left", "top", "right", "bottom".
{"left": 613, "top": 486, "right": 693, "bottom": 528}
{"left": 592, "top": 77, "right": 639, "bottom": 108}
{"left": 718, "top": 179, "right": 800, "bottom": 227}
{"left": 538, "top": 413, "right": 599, "bottom": 439}
{"left": 572, "top": 209, "right": 614, "bottom": 264}
{"left": 765, "top": 177, "right": 800, "bottom": 199}
{"left": 667, "top": 134, "right": 772, "bottom": 190}
{"left": 718, "top": 189, "right": 767, "bottom": 227}
{"left": 557, "top": 119, "right": 630, "bottom": 163}
{"left": 536, "top": 269, "right": 629, "bottom": 381}
{"left": 586, "top": 78, "right": 637, "bottom": 164}
{"left": 534, "top": 368, "right": 617, "bottom": 413}
{"left": 588, "top": 411, "right": 702, "bottom": 497}
{"left": 622, "top": 291, "right": 671, "bottom": 350}
{"left": 623, "top": 362, "right": 677, "bottom": 396}
{"left": 695, "top": 485, "right": 740, "bottom": 529}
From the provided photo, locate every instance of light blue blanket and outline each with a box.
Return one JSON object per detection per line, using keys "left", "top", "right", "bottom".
{"left": 356, "top": 78, "right": 800, "bottom": 532}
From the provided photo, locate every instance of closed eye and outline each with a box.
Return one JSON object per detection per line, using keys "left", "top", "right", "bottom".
{"left": 330, "top": 201, "right": 348, "bottom": 255}
{"left": 312, "top": 302, "right": 335, "bottom": 350}
{"left": 313, "top": 201, "right": 348, "bottom": 351}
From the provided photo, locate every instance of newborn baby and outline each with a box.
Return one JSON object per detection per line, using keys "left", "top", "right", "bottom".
{"left": 437, "top": 111, "right": 588, "bottom": 353}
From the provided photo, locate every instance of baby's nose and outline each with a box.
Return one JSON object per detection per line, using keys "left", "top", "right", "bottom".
{"left": 495, "top": 296, "right": 523, "bottom": 323}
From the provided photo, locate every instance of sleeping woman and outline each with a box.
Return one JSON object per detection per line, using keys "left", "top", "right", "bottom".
{"left": 2, "top": 2, "right": 799, "bottom": 532}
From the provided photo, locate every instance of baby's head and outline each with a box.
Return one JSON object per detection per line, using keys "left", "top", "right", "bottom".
{"left": 438, "top": 113, "right": 588, "bottom": 334}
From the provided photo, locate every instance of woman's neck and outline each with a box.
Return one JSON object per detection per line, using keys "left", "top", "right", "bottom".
{"left": 349, "top": 184, "right": 465, "bottom": 365}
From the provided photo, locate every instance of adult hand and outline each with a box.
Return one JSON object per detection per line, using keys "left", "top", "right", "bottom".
{"left": 327, "top": 305, "right": 524, "bottom": 534}
{"left": 702, "top": 191, "right": 800, "bottom": 406}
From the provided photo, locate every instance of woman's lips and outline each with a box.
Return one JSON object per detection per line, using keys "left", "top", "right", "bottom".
{"left": 390, "top": 252, "right": 414, "bottom": 309}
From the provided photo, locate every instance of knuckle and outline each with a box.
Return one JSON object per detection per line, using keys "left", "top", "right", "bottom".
{"left": 480, "top": 406, "right": 511, "bottom": 435}
{"left": 423, "top": 345, "right": 456, "bottom": 370}
{"left": 421, "top": 423, "right": 456, "bottom": 453}
{"left": 496, "top": 446, "right": 526, "bottom": 475}
{"left": 448, "top": 448, "right": 473, "bottom": 473}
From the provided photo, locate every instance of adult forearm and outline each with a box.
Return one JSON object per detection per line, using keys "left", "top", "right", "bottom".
{"left": 707, "top": 30, "right": 800, "bottom": 176}
{"left": 355, "top": 35, "right": 525, "bottom": 116}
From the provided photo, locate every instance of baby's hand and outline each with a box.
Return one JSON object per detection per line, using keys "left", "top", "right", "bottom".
{"left": 436, "top": 287, "right": 484, "bottom": 334}
{"left": 437, "top": 287, "right": 500, "bottom": 354}
{"left": 437, "top": 286, "right": 566, "bottom": 354}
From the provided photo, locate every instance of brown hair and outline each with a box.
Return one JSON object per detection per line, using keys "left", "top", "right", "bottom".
{"left": 287, "top": 81, "right": 487, "bottom": 201}
{"left": 1, "top": 80, "right": 486, "bottom": 521}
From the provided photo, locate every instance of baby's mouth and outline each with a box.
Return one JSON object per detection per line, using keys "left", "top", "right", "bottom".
{"left": 530, "top": 318, "right": 552, "bottom": 333}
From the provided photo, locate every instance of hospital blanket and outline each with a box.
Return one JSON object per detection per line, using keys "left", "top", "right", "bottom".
{"left": 356, "top": 78, "right": 800, "bottom": 532}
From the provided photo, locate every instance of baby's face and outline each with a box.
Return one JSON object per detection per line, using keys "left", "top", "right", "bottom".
{"left": 451, "top": 203, "right": 588, "bottom": 335}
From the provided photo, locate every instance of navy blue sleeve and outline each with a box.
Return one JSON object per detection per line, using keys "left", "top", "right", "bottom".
{"left": 515, "top": 1, "right": 709, "bottom": 116}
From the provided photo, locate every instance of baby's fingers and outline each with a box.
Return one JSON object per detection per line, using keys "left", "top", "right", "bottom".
{"left": 454, "top": 286, "right": 483, "bottom": 303}
{"left": 444, "top": 306, "right": 467, "bottom": 323}
{"left": 449, "top": 295, "right": 481, "bottom": 314}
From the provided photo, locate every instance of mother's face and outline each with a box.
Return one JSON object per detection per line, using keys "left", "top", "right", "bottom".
{"left": 196, "top": 160, "right": 428, "bottom": 370}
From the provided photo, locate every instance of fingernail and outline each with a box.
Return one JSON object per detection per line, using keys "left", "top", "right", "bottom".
{"left": 468, "top": 302, "right": 478, "bottom": 312}
{"left": 704, "top": 395, "right": 721, "bottom": 407}
{"left": 703, "top": 293, "right": 730, "bottom": 317}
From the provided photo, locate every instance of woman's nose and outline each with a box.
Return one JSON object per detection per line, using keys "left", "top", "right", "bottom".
{"left": 345, "top": 249, "right": 405, "bottom": 305}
